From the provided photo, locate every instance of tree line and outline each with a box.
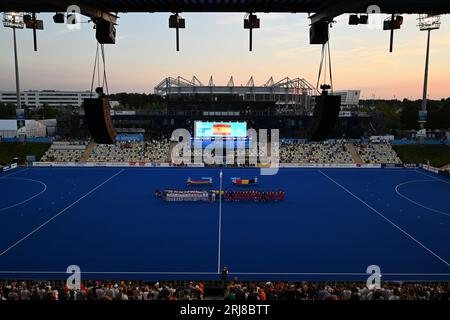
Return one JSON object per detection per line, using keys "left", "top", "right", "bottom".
{"left": 362, "top": 98, "right": 450, "bottom": 132}
{"left": 0, "top": 103, "right": 62, "bottom": 120}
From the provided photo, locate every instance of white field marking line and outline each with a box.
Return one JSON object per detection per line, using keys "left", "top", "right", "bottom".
{"left": 217, "top": 170, "right": 223, "bottom": 274}
{"left": 228, "top": 272, "right": 450, "bottom": 276}
{"left": 415, "top": 169, "right": 450, "bottom": 185}
{"left": 0, "top": 169, "right": 124, "bottom": 257}
{"left": 0, "top": 271, "right": 449, "bottom": 276}
{"left": 0, "top": 168, "right": 28, "bottom": 178}
{"left": 395, "top": 179, "right": 450, "bottom": 217}
{"left": 317, "top": 170, "right": 450, "bottom": 267}
{"left": 0, "top": 177, "right": 47, "bottom": 212}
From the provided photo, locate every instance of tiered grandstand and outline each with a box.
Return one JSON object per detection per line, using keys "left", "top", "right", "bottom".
{"left": 280, "top": 141, "right": 353, "bottom": 164}
{"left": 87, "top": 139, "right": 170, "bottom": 163}
{"left": 354, "top": 142, "right": 402, "bottom": 164}
{"left": 40, "top": 141, "right": 88, "bottom": 162}
{"left": 39, "top": 139, "right": 404, "bottom": 165}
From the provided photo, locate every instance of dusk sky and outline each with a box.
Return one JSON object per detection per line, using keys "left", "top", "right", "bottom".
{"left": 0, "top": 12, "right": 449, "bottom": 99}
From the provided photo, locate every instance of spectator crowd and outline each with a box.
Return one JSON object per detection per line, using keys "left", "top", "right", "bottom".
{"left": 0, "top": 280, "right": 204, "bottom": 301}
{"left": 88, "top": 139, "right": 169, "bottom": 163}
{"left": 354, "top": 142, "right": 402, "bottom": 164}
{"left": 1, "top": 280, "right": 448, "bottom": 301}
{"left": 280, "top": 141, "right": 354, "bottom": 164}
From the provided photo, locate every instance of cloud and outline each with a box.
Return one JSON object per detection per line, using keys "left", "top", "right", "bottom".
{"left": 48, "top": 29, "right": 74, "bottom": 37}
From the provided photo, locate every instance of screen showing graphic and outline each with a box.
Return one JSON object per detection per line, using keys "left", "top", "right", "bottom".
{"left": 194, "top": 121, "right": 247, "bottom": 138}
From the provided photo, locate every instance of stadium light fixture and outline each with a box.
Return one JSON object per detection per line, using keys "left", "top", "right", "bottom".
{"left": 169, "top": 13, "right": 185, "bottom": 51}
{"left": 3, "top": 12, "right": 25, "bottom": 28}
{"left": 383, "top": 14, "right": 403, "bottom": 52}
{"left": 418, "top": 14, "right": 441, "bottom": 31}
{"left": 244, "top": 13, "right": 260, "bottom": 51}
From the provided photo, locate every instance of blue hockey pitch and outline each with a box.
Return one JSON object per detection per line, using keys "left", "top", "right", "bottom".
{"left": 0, "top": 166, "right": 449, "bottom": 281}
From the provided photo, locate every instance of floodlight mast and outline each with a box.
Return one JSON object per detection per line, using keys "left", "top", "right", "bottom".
{"left": 417, "top": 14, "right": 441, "bottom": 136}
{"left": 169, "top": 13, "right": 185, "bottom": 51}
{"left": 3, "top": 12, "right": 24, "bottom": 109}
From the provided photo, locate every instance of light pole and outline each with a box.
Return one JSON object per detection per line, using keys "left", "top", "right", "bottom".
{"left": 3, "top": 13, "right": 24, "bottom": 109}
{"left": 417, "top": 14, "right": 441, "bottom": 143}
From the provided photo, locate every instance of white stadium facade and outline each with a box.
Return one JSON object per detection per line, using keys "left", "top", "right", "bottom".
{"left": 0, "top": 90, "right": 92, "bottom": 108}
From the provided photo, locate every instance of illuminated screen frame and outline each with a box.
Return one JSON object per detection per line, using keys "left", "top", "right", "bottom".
{"left": 194, "top": 121, "right": 247, "bottom": 138}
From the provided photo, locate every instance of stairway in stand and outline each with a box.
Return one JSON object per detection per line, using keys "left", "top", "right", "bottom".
{"left": 346, "top": 143, "right": 363, "bottom": 165}
{"left": 80, "top": 141, "right": 96, "bottom": 162}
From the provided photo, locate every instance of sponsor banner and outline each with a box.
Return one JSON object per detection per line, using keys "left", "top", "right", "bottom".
{"left": 403, "top": 164, "right": 420, "bottom": 168}
{"left": 418, "top": 110, "right": 428, "bottom": 123}
{"left": 370, "top": 135, "right": 394, "bottom": 142}
{"left": 359, "top": 164, "right": 382, "bottom": 168}
{"left": 89, "top": 162, "right": 129, "bottom": 167}
{"left": 144, "top": 162, "right": 168, "bottom": 167}
{"left": 151, "top": 163, "right": 171, "bottom": 168}
{"left": 280, "top": 163, "right": 358, "bottom": 168}
{"left": 187, "top": 163, "right": 205, "bottom": 168}
{"left": 338, "top": 111, "right": 352, "bottom": 117}
{"left": 55, "top": 162, "right": 77, "bottom": 167}
{"left": 381, "top": 163, "right": 404, "bottom": 168}
{"left": 129, "top": 162, "right": 146, "bottom": 167}
{"left": 280, "top": 163, "right": 382, "bottom": 169}
{"left": 422, "top": 165, "right": 440, "bottom": 174}
{"left": 105, "top": 162, "right": 130, "bottom": 167}
{"left": 2, "top": 163, "right": 17, "bottom": 172}
{"left": 32, "top": 162, "right": 131, "bottom": 167}
{"left": 381, "top": 163, "right": 420, "bottom": 169}
{"left": 116, "top": 134, "right": 144, "bottom": 142}
{"left": 31, "top": 162, "right": 384, "bottom": 169}
{"left": 113, "top": 110, "right": 136, "bottom": 116}
{"left": 32, "top": 162, "right": 52, "bottom": 167}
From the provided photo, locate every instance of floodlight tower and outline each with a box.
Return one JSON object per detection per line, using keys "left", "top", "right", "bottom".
{"left": 417, "top": 14, "right": 441, "bottom": 138}
{"left": 3, "top": 12, "right": 24, "bottom": 109}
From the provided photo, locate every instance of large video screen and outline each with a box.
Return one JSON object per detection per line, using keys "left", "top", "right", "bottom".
{"left": 194, "top": 121, "right": 247, "bottom": 138}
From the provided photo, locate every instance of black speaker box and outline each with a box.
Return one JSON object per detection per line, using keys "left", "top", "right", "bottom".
{"left": 307, "top": 93, "right": 341, "bottom": 141}
{"left": 83, "top": 97, "right": 116, "bottom": 144}
{"left": 349, "top": 15, "right": 360, "bottom": 25}
{"left": 53, "top": 13, "right": 65, "bottom": 24}
{"left": 96, "top": 20, "right": 116, "bottom": 44}
{"left": 310, "top": 21, "right": 329, "bottom": 44}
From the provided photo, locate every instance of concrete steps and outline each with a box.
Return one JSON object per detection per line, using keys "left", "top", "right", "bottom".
{"left": 80, "top": 141, "right": 96, "bottom": 162}
{"left": 346, "top": 143, "right": 363, "bottom": 165}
